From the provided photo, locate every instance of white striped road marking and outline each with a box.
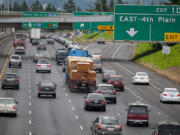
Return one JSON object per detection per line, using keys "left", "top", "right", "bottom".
{"left": 29, "top": 90, "right": 31, "bottom": 93}
{"left": 72, "top": 107, "right": 75, "bottom": 111}
{"left": 157, "top": 112, "right": 161, "bottom": 115}
{"left": 75, "top": 115, "right": 79, "bottom": 119}
{"left": 80, "top": 125, "right": 83, "bottom": 130}
{"left": 29, "top": 132, "right": 32, "bottom": 135}
{"left": 68, "top": 99, "right": 71, "bottom": 103}
{"left": 112, "top": 45, "right": 124, "bottom": 60}
{"left": 29, "top": 110, "right": 32, "bottom": 115}
{"left": 29, "top": 102, "right": 31, "bottom": 106}
{"left": 29, "top": 96, "right": 31, "bottom": 99}
{"left": 29, "top": 120, "right": 32, "bottom": 124}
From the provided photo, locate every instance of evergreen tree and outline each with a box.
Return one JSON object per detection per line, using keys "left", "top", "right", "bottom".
{"left": 13, "top": 1, "right": 21, "bottom": 11}
{"left": 31, "top": 0, "right": 43, "bottom": 12}
{"left": 101, "top": 0, "right": 108, "bottom": 12}
{"left": 22, "top": 0, "right": 29, "bottom": 11}
{"left": 63, "top": 0, "right": 75, "bottom": 13}
{"left": 87, "top": 0, "right": 94, "bottom": 11}
{"left": 136, "top": 0, "right": 141, "bottom": 5}
{"left": 116, "top": 0, "right": 123, "bottom": 4}
{"left": 94, "top": 0, "right": 101, "bottom": 11}
{"left": 162, "top": 0, "right": 180, "bottom": 5}
{"left": 51, "top": 5, "right": 56, "bottom": 12}
{"left": 45, "top": 3, "right": 52, "bottom": 12}
{"left": 109, "top": 0, "right": 114, "bottom": 12}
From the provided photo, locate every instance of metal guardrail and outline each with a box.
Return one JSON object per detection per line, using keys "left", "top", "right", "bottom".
{"left": 0, "top": 33, "right": 9, "bottom": 40}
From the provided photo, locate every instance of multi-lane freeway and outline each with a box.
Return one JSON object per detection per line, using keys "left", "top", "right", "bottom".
{"left": 0, "top": 37, "right": 179, "bottom": 135}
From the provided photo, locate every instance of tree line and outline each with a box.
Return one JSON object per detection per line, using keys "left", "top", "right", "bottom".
{"left": 0, "top": 0, "right": 179, "bottom": 12}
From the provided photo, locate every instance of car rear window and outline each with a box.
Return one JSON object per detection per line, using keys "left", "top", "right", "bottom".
{"left": 41, "top": 82, "right": 54, "bottom": 87}
{"left": 100, "top": 86, "right": 114, "bottom": 91}
{"left": 39, "top": 60, "right": 49, "bottom": 64}
{"left": 88, "top": 94, "right": 104, "bottom": 100}
{"left": 159, "top": 125, "right": 180, "bottom": 135}
{"left": 11, "top": 56, "right": 20, "bottom": 59}
{"left": 111, "top": 77, "right": 122, "bottom": 81}
{"left": 5, "top": 74, "right": 17, "bottom": 78}
{"left": 102, "top": 118, "right": 119, "bottom": 125}
{"left": 129, "top": 106, "right": 147, "bottom": 114}
{"left": 0, "top": 99, "right": 14, "bottom": 104}
{"left": 105, "top": 71, "right": 116, "bottom": 75}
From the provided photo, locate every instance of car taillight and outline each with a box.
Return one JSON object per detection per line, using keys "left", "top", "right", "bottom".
{"left": 54, "top": 87, "right": 56, "bottom": 91}
{"left": 97, "top": 90, "right": 102, "bottom": 93}
{"left": 122, "top": 81, "right": 124, "bottom": 85}
{"left": 72, "top": 80, "right": 76, "bottom": 84}
{"left": 120, "top": 125, "right": 122, "bottom": 131}
{"left": 163, "top": 94, "right": 167, "bottom": 96}
{"left": 99, "top": 56, "right": 102, "bottom": 59}
{"left": 38, "top": 87, "right": 41, "bottom": 91}
{"left": 156, "top": 133, "right": 159, "bottom": 135}
{"left": 98, "top": 124, "right": 102, "bottom": 130}
{"left": 2, "top": 78, "right": 5, "bottom": 81}
{"left": 86, "top": 99, "right": 90, "bottom": 103}
{"left": 102, "top": 99, "right": 106, "bottom": 104}
{"left": 36, "top": 65, "right": 42, "bottom": 67}
{"left": 16, "top": 78, "right": 19, "bottom": 82}
{"left": 112, "top": 90, "right": 116, "bottom": 95}
{"left": 104, "top": 74, "right": 107, "bottom": 76}
{"left": 46, "top": 65, "right": 51, "bottom": 67}
{"left": 177, "top": 94, "right": 180, "bottom": 96}
{"left": 13, "top": 105, "right": 16, "bottom": 109}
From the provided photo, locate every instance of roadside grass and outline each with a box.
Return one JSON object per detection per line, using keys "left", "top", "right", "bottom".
{"left": 135, "top": 43, "right": 180, "bottom": 70}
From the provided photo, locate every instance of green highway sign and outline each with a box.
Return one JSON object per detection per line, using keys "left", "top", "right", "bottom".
{"left": 114, "top": 5, "right": 180, "bottom": 42}
{"left": 73, "top": 11, "right": 113, "bottom": 16}
{"left": 73, "top": 22, "right": 113, "bottom": 30}
{"left": 22, "top": 22, "right": 58, "bottom": 28}
{"left": 23, "top": 12, "right": 58, "bottom": 17}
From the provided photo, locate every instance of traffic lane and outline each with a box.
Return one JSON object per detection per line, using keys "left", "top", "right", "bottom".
{"left": 27, "top": 44, "right": 85, "bottom": 135}
{"left": 0, "top": 47, "right": 31, "bottom": 135}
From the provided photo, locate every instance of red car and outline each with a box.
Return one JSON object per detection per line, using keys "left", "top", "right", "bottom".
{"left": 126, "top": 101, "right": 150, "bottom": 127}
{"left": 13, "top": 38, "right": 26, "bottom": 49}
{"left": 107, "top": 75, "right": 124, "bottom": 91}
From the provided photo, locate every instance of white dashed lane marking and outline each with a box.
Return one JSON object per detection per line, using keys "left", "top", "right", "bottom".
{"left": 29, "top": 120, "right": 32, "bottom": 125}
{"left": 72, "top": 107, "right": 75, "bottom": 111}
{"left": 29, "top": 132, "right": 32, "bottom": 135}
{"left": 29, "top": 102, "right": 31, "bottom": 106}
{"left": 68, "top": 99, "right": 71, "bottom": 103}
{"left": 29, "top": 96, "right": 31, "bottom": 99}
{"left": 80, "top": 125, "right": 83, "bottom": 130}
{"left": 29, "top": 110, "right": 32, "bottom": 115}
{"left": 75, "top": 115, "right": 79, "bottom": 119}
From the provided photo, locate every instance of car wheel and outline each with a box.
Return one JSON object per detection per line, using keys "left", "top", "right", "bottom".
{"left": 49, "top": 70, "right": 51, "bottom": 73}
{"left": 53, "top": 94, "right": 56, "bottom": 98}
{"left": 9, "top": 63, "right": 11, "bottom": 68}
{"left": 114, "top": 99, "right": 117, "bottom": 104}
{"left": 36, "top": 70, "right": 38, "bottom": 73}
{"left": 145, "top": 122, "right": 149, "bottom": 127}
{"left": 19, "top": 64, "right": 22, "bottom": 68}
{"left": 1, "top": 85, "right": 5, "bottom": 89}
{"left": 38, "top": 94, "right": 41, "bottom": 98}
{"left": 102, "top": 107, "right": 106, "bottom": 112}
{"left": 121, "top": 87, "right": 124, "bottom": 92}
{"left": 84, "top": 106, "right": 88, "bottom": 111}
{"left": 127, "top": 121, "right": 130, "bottom": 126}
{"left": 13, "top": 113, "right": 17, "bottom": 117}
{"left": 16, "top": 85, "right": 19, "bottom": 90}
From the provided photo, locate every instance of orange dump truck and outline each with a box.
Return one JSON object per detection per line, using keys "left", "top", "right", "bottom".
{"left": 65, "top": 56, "right": 96, "bottom": 92}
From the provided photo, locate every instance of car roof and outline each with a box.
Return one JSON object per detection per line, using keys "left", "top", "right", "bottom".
{"left": 104, "top": 69, "right": 115, "bottom": 72}
{"left": 38, "top": 59, "right": 50, "bottom": 62}
{"left": 0, "top": 97, "right": 15, "bottom": 100}
{"left": 5, "top": 73, "right": 17, "bottom": 75}
{"left": 40, "top": 80, "right": 54, "bottom": 83}
{"left": 88, "top": 93, "right": 103, "bottom": 96}
{"left": 110, "top": 75, "right": 122, "bottom": 78}
{"left": 16, "top": 46, "right": 24, "bottom": 48}
{"left": 10, "top": 55, "right": 21, "bottom": 57}
{"left": 98, "top": 84, "right": 113, "bottom": 87}
{"left": 101, "top": 116, "right": 117, "bottom": 120}
{"left": 164, "top": 88, "right": 178, "bottom": 91}
{"left": 158, "top": 121, "right": 180, "bottom": 126}
{"left": 128, "top": 101, "right": 151, "bottom": 108}
{"left": 136, "top": 72, "right": 148, "bottom": 75}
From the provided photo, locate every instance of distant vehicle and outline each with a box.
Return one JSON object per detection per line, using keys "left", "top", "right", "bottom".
{"left": 132, "top": 72, "right": 149, "bottom": 85}
{"left": 84, "top": 93, "right": 106, "bottom": 111}
{"left": 9, "top": 55, "right": 22, "bottom": 68}
{"left": 91, "top": 56, "right": 102, "bottom": 73}
{"left": 102, "top": 70, "right": 116, "bottom": 82}
{"left": 37, "top": 80, "right": 57, "bottom": 98}
{"left": 62, "top": 63, "right": 66, "bottom": 72}
{"left": 37, "top": 42, "right": 47, "bottom": 50}
{"left": 0, "top": 98, "right": 17, "bottom": 117}
{"left": 36, "top": 59, "right": 51, "bottom": 73}
{"left": 15, "top": 46, "right": 25, "bottom": 54}
{"left": 97, "top": 37, "right": 105, "bottom": 44}
{"left": 55, "top": 47, "right": 66, "bottom": 60}
{"left": 91, "top": 116, "right": 122, "bottom": 135}
{"left": 47, "top": 38, "right": 54, "bottom": 44}
{"left": 13, "top": 38, "right": 26, "bottom": 49}
{"left": 33, "top": 53, "right": 44, "bottom": 63}
{"left": 160, "top": 88, "right": 180, "bottom": 103}
{"left": 68, "top": 48, "right": 88, "bottom": 57}
{"left": 152, "top": 121, "right": 180, "bottom": 135}
{"left": 13, "top": 33, "right": 26, "bottom": 47}
{"left": 30, "top": 28, "right": 41, "bottom": 43}
{"left": 32, "top": 39, "right": 40, "bottom": 46}
{"left": 107, "top": 75, "right": 124, "bottom": 91}
{"left": 126, "top": 101, "right": 150, "bottom": 126}
{"left": 56, "top": 50, "right": 67, "bottom": 65}
{"left": 1, "top": 73, "right": 19, "bottom": 89}
{"left": 91, "top": 52, "right": 102, "bottom": 59}
{"left": 96, "top": 84, "right": 117, "bottom": 104}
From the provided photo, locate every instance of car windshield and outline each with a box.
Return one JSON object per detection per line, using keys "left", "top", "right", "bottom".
{"left": 33, "top": 39, "right": 39, "bottom": 42}
{"left": 102, "top": 118, "right": 119, "bottom": 125}
{"left": 129, "top": 106, "right": 147, "bottom": 114}
{"left": 105, "top": 70, "right": 116, "bottom": 75}
{"left": 0, "top": 99, "right": 14, "bottom": 104}
{"left": 88, "top": 94, "right": 104, "bottom": 100}
{"left": 36, "top": 54, "right": 44, "bottom": 57}
{"left": 41, "top": 82, "right": 54, "bottom": 87}
{"left": 100, "top": 86, "right": 114, "bottom": 90}
{"left": 39, "top": 60, "right": 49, "bottom": 64}
{"left": 111, "top": 77, "right": 122, "bottom": 81}
{"left": 5, "top": 74, "right": 17, "bottom": 78}
{"left": 165, "top": 90, "right": 179, "bottom": 93}
{"left": 93, "top": 60, "right": 101, "bottom": 64}
{"left": 159, "top": 125, "right": 180, "bottom": 135}
{"left": 59, "top": 51, "right": 67, "bottom": 56}
{"left": 11, "top": 56, "right": 20, "bottom": 59}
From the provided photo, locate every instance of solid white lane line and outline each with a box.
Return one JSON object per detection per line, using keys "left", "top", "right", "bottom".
{"left": 29, "top": 85, "right": 31, "bottom": 88}
{"left": 29, "top": 90, "right": 31, "bottom": 93}
{"left": 157, "top": 112, "right": 161, "bottom": 115}
{"left": 112, "top": 45, "right": 124, "bottom": 60}
{"left": 118, "top": 112, "right": 121, "bottom": 116}
{"left": 66, "top": 93, "right": 68, "bottom": 96}
{"left": 80, "top": 125, "right": 83, "bottom": 130}
{"left": 116, "top": 63, "right": 134, "bottom": 75}
{"left": 75, "top": 115, "right": 79, "bottom": 119}
{"left": 64, "top": 88, "right": 66, "bottom": 91}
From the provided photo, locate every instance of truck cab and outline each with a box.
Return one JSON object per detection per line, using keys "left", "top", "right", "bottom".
{"left": 126, "top": 101, "right": 150, "bottom": 127}
{"left": 56, "top": 50, "right": 67, "bottom": 65}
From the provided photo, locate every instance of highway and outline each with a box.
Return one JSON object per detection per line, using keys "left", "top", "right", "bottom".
{"left": 0, "top": 38, "right": 179, "bottom": 135}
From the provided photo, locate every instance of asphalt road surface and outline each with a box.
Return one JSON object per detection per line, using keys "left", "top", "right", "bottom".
{"left": 0, "top": 38, "right": 179, "bottom": 135}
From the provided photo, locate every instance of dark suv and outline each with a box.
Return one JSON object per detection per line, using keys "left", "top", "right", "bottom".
{"left": 126, "top": 101, "right": 150, "bottom": 127}
{"left": 152, "top": 121, "right": 180, "bottom": 135}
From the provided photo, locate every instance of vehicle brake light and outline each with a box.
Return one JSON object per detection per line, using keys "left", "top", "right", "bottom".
{"left": 98, "top": 124, "right": 102, "bottom": 130}
{"left": 2, "top": 78, "right": 5, "bottom": 81}
{"left": 120, "top": 125, "right": 122, "bottom": 131}
{"left": 36, "top": 65, "right": 42, "bottom": 67}
{"left": 54, "top": 87, "right": 56, "bottom": 91}
{"left": 163, "top": 94, "right": 167, "bottom": 96}
{"left": 156, "top": 133, "right": 159, "bottom": 135}
{"left": 102, "top": 100, "right": 106, "bottom": 104}
{"left": 16, "top": 78, "right": 19, "bottom": 82}
{"left": 97, "top": 90, "right": 102, "bottom": 93}
{"left": 177, "top": 94, "right": 180, "bottom": 96}
{"left": 99, "top": 56, "right": 102, "bottom": 59}
{"left": 104, "top": 74, "right": 107, "bottom": 76}
{"left": 38, "top": 87, "right": 41, "bottom": 91}
{"left": 86, "top": 99, "right": 90, "bottom": 103}
{"left": 46, "top": 65, "right": 51, "bottom": 67}
{"left": 72, "top": 81, "right": 76, "bottom": 84}
{"left": 13, "top": 105, "right": 16, "bottom": 109}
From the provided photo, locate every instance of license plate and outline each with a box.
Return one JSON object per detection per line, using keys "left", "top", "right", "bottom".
{"left": 82, "top": 84, "right": 86, "bottom": 86}
{"left": 135, "top": 120, "right": 141, "bottom": 123}
{"left": 107, "top": 128, "right": 114, "bottom": 131}
{"left": 94, "top": 101, "right": 98, "bottom": 103}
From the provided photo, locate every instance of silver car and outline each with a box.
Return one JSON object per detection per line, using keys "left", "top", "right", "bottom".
{"left": 160, "top": 88, "right": 180, "bottom": 103}
{"left": 0, "top": 98, "right": 17, "bottom": 116}
{"left": 36, "top": 59, "right": 51, "bottom": 73}
{"left": 91, "top": 116, "right": 122, "bottom": 135}
{"left": 15, "top": 46, "right": 25, "bottom": 54}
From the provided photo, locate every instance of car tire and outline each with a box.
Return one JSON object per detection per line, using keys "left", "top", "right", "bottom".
{"left": 145, "top": 122, "right": 149, "bottom": 127}
{"left": 84, "top": 106, "right": 88, "bottom": 111}
{"left": 9, "top": 63, "right": 11, "bottom": 68}
{"left": 13, "top": 113, "right": 17, "bottom": 117}
{"left": 1, "top": 85, "right": 5, "bottom": 89}
{"left": 121, "top": 87, "right": 124, "bottom": 92}
{"left": 127, "top": 121, "right": 130, "bottom": 126}
{"left": 36, "top": 70, "right": 38, "bottom": 73}
{"left": 102, "top": 107, "right": 106, "bottom": 112}
{"left": 16, "top": 85, "right": 19, "bottom": 90}
{"left": 38, "top": 94, "right": 41, "bottom": 98}
{"left": 53, "top": 94, "right": 56, "bottom": 98}
{"left": 19, "top": 64, "right": 22, "bottom": 68}
{"left": 49, "top": 70, "right": 51, "bottom": 73}
{"left": 114, "top": 99, "right": 117, "bottom": 104}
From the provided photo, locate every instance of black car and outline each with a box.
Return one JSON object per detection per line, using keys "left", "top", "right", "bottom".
{"left": 152, "top": 121, "right": 180, "bottom": 135}
{"left": 1, "top": 73, "right": 20, "bottom": 89}
{"left": 84, "top": 93, "right": 106, "bottom": 111}
{"left": 102, "top": 69, "right": 116, "bottom": 82}
{"left": 37, "top": 80, "right": 57, "bottom": 98}
{"left": 32, "top": 39, "right": 40, "bottom": 46}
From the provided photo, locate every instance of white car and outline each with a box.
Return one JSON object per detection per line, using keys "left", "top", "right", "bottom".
{"left": 9, "top": 55, "right": 22, "bottom": 68}
{"left": 36, "top": 59, "right": 51, "bottom": 73}
{"left": 160, "top": 88, "right": 180, "bottom": 103}
{"left": 15, "top": 46, "right": 25, "bottom": 54}
{"left": 132, "top": 72, "right": 149, "bottom": 84}
{"left": 0, "top": 98, "right": 17, "bottom": 116}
